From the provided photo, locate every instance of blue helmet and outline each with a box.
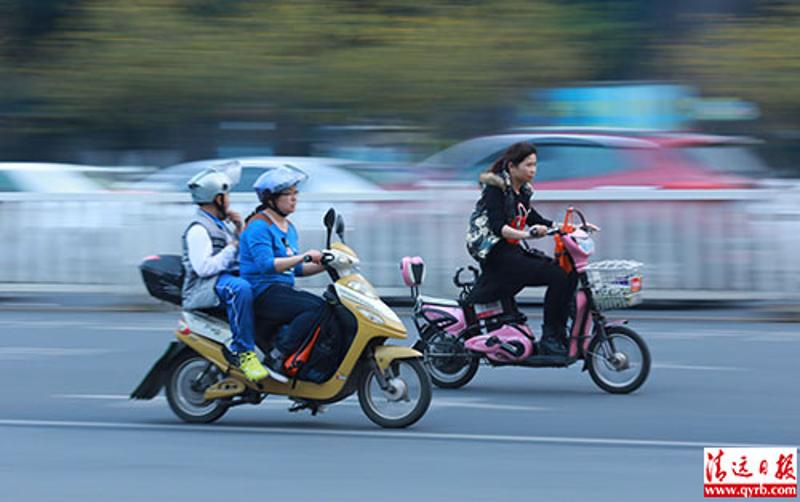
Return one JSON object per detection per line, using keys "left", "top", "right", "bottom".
{"left": 253, "top": 165, "right": 308, "bottom": 203}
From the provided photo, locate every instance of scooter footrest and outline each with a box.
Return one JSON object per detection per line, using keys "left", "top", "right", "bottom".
{"left": 518, "top": 355, "right": 572, "bottom": 368}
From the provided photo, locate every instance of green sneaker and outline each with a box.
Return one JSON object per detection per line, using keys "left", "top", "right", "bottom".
{"left": 238, "top": 351, "right": 268, "bottom": 382}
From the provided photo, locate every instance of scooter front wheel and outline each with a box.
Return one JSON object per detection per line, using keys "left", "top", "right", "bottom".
{"left": 166, "top": 352, "right": 228, "bottom": 423}
{"left": 357, "top": 358, "right": 431, "bottom": 429}
{"left": 586, "top": 325, "right": 650, "bottom": 394}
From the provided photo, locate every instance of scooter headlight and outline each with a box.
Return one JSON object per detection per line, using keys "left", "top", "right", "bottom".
{"left": 346, "top": 279, "right": 378, "bottom": 299}
{"left": 356, "top": 307, "right": 385, "bottom": 325}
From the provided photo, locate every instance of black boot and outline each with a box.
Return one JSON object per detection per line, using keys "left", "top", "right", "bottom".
{"left": 263, "top": 348, "right": 289, "bottom": 383}
{"left": 539, "top": 324, "right": 568, "bottom": 357}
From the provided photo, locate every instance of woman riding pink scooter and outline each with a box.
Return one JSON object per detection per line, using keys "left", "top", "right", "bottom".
{"left": 465, "top": 141, "right": 598, "bottom": 357}
{"left": 404, "top": 140, "right": 649, "bottom": 394}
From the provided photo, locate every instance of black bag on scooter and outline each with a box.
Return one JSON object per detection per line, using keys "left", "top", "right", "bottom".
{"left": 140, "top": 255, "right": 184, "bottom": 306}
{"left": 285, "top": 303, "right": 357, "bottom": 383}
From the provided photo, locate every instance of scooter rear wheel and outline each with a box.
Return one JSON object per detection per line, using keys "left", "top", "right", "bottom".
{"left": 166, "top": 352, "right": 228, "bottom": 423}
{"left": 586, "top": 325, "right": 650, "bottom": 394}
{"left": 357, "top": 358, "right": 431, "bottom": 428}
{"left": 415, "top": 338, "right": 479, "bottom": 389}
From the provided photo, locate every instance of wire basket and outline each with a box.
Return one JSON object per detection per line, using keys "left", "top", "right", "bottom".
{"left": 585, "top": 260, "right": 644, "bottom": 310}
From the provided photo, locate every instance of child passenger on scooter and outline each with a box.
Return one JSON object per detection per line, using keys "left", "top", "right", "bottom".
{"left": 466, "top": 141, "right": 598, "bottom": 357}
{"left": 181, "top": 162, "right": 278, "bottom": 382}
{"left": 238, "top": 166, "right": 327, "bottom": 380}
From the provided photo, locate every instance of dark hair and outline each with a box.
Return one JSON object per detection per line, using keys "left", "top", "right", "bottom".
{"left": 488, "top": 141, "right": 537, "bottom": 174}
{"left": 245, "top": 203, "right": 269, "bottom": 224}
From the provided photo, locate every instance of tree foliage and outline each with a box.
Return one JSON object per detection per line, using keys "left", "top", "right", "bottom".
{"left": 666, "top": 4, "right": 800, "bottom": 125}
{"left": 16, "top": 0, "right": 613, "bottom": 130}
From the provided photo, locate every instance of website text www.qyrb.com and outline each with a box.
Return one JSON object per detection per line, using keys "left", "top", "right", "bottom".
{"left": 704, "top": 484, "right": 797, "bottom": 498}
{"left": 704, "top": 448, "right": 797, "bottom": 498}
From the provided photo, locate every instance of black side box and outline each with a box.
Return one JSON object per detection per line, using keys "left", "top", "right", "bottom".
{"left": 140, "top": 254, "right": 184, "bottom": 306}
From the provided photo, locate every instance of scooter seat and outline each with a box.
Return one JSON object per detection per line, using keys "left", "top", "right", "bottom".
{"left": 419, "top": 295, "right": 460, "bottom": 308}
{"left": 196, "top": 307, "right": 228, "bottom": 321}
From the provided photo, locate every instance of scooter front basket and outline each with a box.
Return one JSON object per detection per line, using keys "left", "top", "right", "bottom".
{"left": 585, "top": 260, "right": 643, "bottom": 310}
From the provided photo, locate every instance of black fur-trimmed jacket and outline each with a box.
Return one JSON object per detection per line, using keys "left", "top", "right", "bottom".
{"left": 478, "top": 171, "right": 552, "bottom": 235}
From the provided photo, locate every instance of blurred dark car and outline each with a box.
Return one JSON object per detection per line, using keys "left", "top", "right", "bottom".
{"left": 413, "top": 132, "right": 759, "bottom": 190}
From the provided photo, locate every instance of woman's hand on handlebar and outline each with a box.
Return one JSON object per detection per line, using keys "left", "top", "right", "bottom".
{"left": 527, "top": 225, "right": 549, "bottom": 238}
{"left": 303, "top": 249, "right": 323, "bottom": 264}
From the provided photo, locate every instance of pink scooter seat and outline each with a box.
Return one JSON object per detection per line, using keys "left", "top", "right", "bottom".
{"left": 418, "top": 295, "right": 460, "bottom": 308}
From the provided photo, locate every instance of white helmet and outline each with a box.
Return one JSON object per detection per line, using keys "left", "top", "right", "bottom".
{"left": 187, "top": 160, "right": 242, "bottom": 204}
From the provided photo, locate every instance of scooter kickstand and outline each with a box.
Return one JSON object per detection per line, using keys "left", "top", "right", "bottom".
{"left": 288, "top": 399, "right": 327, "bottom": 415}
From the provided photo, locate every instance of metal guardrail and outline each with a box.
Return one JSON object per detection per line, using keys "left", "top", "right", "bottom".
{"left": 1, "top": 189, "right": 798, "bottom": 301}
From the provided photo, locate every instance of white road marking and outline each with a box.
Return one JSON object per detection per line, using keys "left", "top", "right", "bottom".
{"left": 54, "top": 393, "right": 552, "bottom": 412}
{"left": 0, "top": 320, "right": 174, "bottom": 332}
{"left": 0, "top": 320, "right": 95, "bottom": 327}
{"left": 84, "top": 325, "right": 174, "bottom": 332}
{"left": 653, "top": 363, "right": 746, "bottom": 372}
{"left": 0, "top": 347, "right": 114, "bottom": 359}
{"left": 645, "top": 330, "right": 745, "bottom": 339}
{"left": 433, "top": 399, "right": 551, "bottom": 412}
{"left": 742, "top": 335, "right": 800, "bottom": 343}
{"left": 0, "top": 302, "right": 60, "bottom": 308}
{"left": 56, "top": 394, "right": 156, "bottom": 400}
{"left": 644, "top": 328, "right": 800, "bottom": 341}
{"left": 0, "top": 418, "right": 789, "bottom": 450}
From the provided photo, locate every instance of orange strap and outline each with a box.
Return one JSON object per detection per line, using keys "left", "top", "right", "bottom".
{"left": 553, "top": 208, "right": 575, "bottom": 274}
{"left": 244, "top": 212, "right": 274, "bottom": 231}
{"left": 283, "top": 325, "right": 321, "bottom": 377}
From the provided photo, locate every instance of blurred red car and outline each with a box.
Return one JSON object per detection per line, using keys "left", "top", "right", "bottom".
{"left": 411, "top": 131, "right": 765, "bottom": 190}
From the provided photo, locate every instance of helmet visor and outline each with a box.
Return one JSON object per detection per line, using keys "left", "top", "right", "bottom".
{"left": 213, "top": 160, "right": 242, "bottom": 187}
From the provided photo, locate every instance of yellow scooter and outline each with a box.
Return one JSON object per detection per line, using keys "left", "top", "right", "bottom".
{"left": 132, "top": 208, "right": 431, "bottom": 428}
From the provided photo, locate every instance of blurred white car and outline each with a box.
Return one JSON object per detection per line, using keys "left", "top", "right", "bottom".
{"left": 0, "top": 163, "right": 104, "bottom": 192}
{"left": 132, "top": 157, "right": 381, "bottom": 193}
{"left": 128, "top": 157, "right": 385, "bottom": 238}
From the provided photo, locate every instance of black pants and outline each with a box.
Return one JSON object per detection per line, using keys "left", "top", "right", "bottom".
{"left": 253, "top": 284, "right": 325, "bottom": 355}
{"left": 468, "top": 244, "right": 577, "bottom": 329}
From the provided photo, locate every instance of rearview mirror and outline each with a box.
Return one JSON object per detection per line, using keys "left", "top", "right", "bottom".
{"left": 323, "top": 208, "right": 336, "bottom": 230}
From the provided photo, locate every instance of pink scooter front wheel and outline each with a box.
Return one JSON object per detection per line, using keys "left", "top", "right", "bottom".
{"left": 586, "top": 325, "right": 650, "bottom": 394}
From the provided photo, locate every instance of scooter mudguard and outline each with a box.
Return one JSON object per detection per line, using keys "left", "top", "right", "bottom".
{"left": 374, "top": 345, "right": 422, "bottom": 371}
{"left": 130, "top": 341, "right": 191, "bottom": 400}
{"left": 464, "top": 324, "right": 535, "bottom": 363}
{"left": 570, "top": 290, "right": 593, "bottom": 358}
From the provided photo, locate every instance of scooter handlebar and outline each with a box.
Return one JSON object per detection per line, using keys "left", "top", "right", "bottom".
{"left": 453, "top": 266, "right": 479, "bottom": 288}
{"left": 547, "top": 225, "right": 598, "bottom": 236}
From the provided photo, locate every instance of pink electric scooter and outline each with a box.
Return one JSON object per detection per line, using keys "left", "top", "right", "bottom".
{"left": 401, "top": 208, "right": 650, "bottom": 394}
